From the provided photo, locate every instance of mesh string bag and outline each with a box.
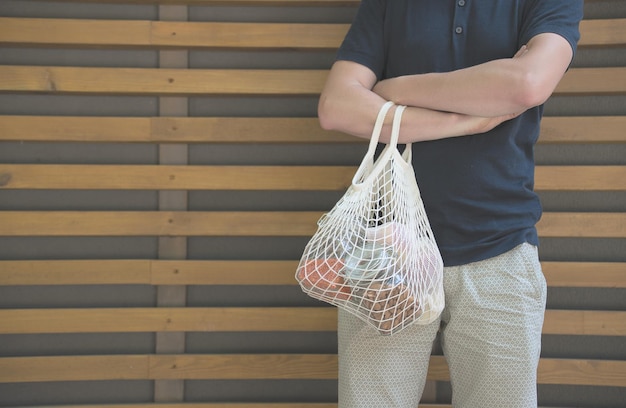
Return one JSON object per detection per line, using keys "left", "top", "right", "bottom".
{"left": 296, "top": 102, "right": 444, "bottom": 335}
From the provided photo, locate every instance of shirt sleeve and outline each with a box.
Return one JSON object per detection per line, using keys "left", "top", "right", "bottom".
{"left": 335, "top": 0, "right": 387, "bottom": 80}
{"left": 519, "top": 0, "right": 584, "bottom": 61}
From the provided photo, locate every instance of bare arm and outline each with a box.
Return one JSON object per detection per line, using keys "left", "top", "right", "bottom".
{"left": 318, "top": 61, "right": 518, "bottom": 144}
{"left": 373, "top": 33, "right": 574, "bottom": 117}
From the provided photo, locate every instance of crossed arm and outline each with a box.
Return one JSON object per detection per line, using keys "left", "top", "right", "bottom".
{"left": 318, "top": 33, "right": 574, "bottom": 144}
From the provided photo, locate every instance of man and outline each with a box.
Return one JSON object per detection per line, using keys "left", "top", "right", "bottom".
{"left": 317, "top": 1, "right": 583, "bottom": 407}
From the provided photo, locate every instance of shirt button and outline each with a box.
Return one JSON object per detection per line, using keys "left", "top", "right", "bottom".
{"left": 458, "top": 0, "right": 466, "bottom": 6}
{"left": 455, "top": 26, "right": 463, "bottom": 34}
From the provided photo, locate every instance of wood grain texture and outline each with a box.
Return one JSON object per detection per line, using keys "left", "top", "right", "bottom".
{"left": 0, "top": 164, "right": 624, "bottom": 191}
{"left": 0, "top": 211, "right": 322, "bottom": 236}
{"left": 542, "top": 310, "right": 626, "bottom": 336}
{"left": 1, "top": 308, "right": 622, "bottom": 336}
{"left": 0, "top": 307, "right": 339, "bottom": 334}
{"left": 1, "top": 66, "right": 624, "bottom": 96}
{"left": 536, "top": 212, "right": 626, "bottom": 238}
{"left": 2, "top": 17, "right": 623, "bottom": 48}
{"left": 0, "top": 164, "right": 356, "bottom": 190}
{"left": 0, "top": 66, "right": 328, "bottom": 95}
{"left": 542, "top": 262, "right": 625, "bottom": 288}
{"left": 1, "top": 115, "right": 623, "bottom": 144}
{"left": 1, "top": 355, "right": 624, "bottom": 386}
{"left": 0, "top": 211, "right": 622, "bottom": 237}
{"left": 579, "top": 18, "right": 626, "bottom": 47}
{"left": 2, "top": 260, "right": 623, "bottom": 287}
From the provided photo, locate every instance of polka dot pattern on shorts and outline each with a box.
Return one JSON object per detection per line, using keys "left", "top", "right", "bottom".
{"left": 338, "top": 243, "right": 547, "bottom": 408}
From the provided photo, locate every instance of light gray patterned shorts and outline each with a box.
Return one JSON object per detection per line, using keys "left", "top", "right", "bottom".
{"left": 338, "top": 242, "right": 547, "bottom": 408}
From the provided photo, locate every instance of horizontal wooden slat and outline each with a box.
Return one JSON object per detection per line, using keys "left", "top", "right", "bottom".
{"left": 149, "top": 116, "right": 353, "bottom": 143}
{"left": 1, "top": 115, "right": 624, "bottom": 144}
{"left": 0, "top": 115, "right": 356, "bottom": 143}
{"left": 0, "top": 66, "right": 327, "bottom": 96}
{"left": 0, "top": 18, "right": 153, "bottom": 48}
{"left": 538, "top": 358, "right": 626, "bottom": 387}
{"left": 542, "top": 261, "right": 626, "bottom": 288}
{"left": 0, "top": 259, "right": 152, "bottom": 286}
{"left": 1, "top": 260, "right": 623, "bottom": 288}
{"left": 539, "top": 116, "right": 626, "bottom": 144}
{"left": 0, "top": 18, "right": 348, "bottom": 50}
{"left": 0, "top": 308, "right": 622, "bottom": 336}
{"left": 150, "top": 21, "right": 347, "bottom": 49}
{"left": 0, "top": 354, "right": 338, "bottom": 383}
{"left": 0, "top": 211, "right": 321, "bottom": 237}
{"left": 533, "top": 166, "right": 626, "bottom": 191}
{"left": 2, "top": 18, "right": 621, "bottom": 49}
{"left": 149, "top": 354, "right": 338, "bottom": 380}
{"left": 0, "top": 115, "right": 154, "bottom": 143}
{"left": 0, "top": 307, "right": 339, "bottom": 334}
{"left": 0, "top": 211, "right": 623, "bottom": 237}
{"left": 554, "top": 67, "right": 626, "bottom": 95}
{"left": 579, "top": 18, "right": 626, "bottom": 47}
{"left": 154, "top": 259, "right": 301, "bottom": 285}
{"left": 542, "top": 310, "right": 626, "bottom": 336}
{"left": 1, "top": 66, "right": 624, "bottom": 96}
{"left": 536, "top": 212, "right": 626, "bottom": 238}
{"left": 0, "top": 164, "right": 624, "bottom": 191}
{"left": 0, "top": 259, "right": 300, "bottom": 286}
{"left": 0, "top": 164, "right": 355, "bottom": 191}
{"left": 0, "top": 355, "right": 623, "bottom": 386}
{"left": 0, "top": 355, "right": 150, "bottom": 383}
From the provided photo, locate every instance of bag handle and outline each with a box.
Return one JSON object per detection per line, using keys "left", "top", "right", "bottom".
{"left": 352, "top": 103, "right": 409, "bottom": 186}
{"left": 395, "top": 106, "right": 412, "bottom": 163}
{"left": 364, "top": 101, "right": 395, "bottom": 156}
{"left": 389, "top": 104, "right": 407, "bottom": 150}
{"left": 384, "top": 104, "right": 412, "bottom": 164}
{"left": 352, "top": 101, "right": 394, "bottom": 186}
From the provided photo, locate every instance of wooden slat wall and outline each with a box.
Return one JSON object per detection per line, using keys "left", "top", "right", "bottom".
{"left": 0, "top": 0, "right": 624, "bottom": 407}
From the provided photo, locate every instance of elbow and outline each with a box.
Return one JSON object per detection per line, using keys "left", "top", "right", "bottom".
{"left": 317, "top": 94, "right": 337, "bottom": 131}
{"left": 515, "top": 70, "right": 556, "bottom": 109}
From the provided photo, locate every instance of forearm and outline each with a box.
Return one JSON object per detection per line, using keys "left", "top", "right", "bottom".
{"left": 318, "top": 60, "right": 518, "bottom": 143}
{"left": 375, "top": 58, "right": 532, "bottom": 117}
{"left": 318, "top": 80, "right": 474, "bottom": 144}
{"left": 389, "top": 106, "right": 477, "bottom": 144}
{"left": 319, "top": 95, "right": 513, "bottom": 145}
{"left": 374, "top": 34, "right": 573, "bottom": 117}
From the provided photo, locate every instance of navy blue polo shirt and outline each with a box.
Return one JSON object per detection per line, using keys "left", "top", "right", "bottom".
{"left": 336, "top": 0, "right": 583, "bottom": 266}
